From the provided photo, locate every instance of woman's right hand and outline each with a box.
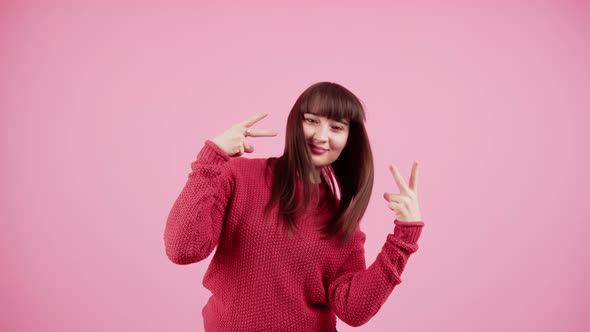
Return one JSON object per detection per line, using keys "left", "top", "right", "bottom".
{"left": 211, "top": 112, "right": 278, "bottom": 157}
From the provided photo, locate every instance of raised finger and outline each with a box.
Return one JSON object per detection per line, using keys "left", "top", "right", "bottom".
{"left": 389, "top": 164, "right": 409, "bottom": 193}
{"left": 246, "top": 128, "right": 278, "bottom": 137}
{"left": 241, "top": 112, "right": 269, "bottom": 127}
{"left": 409, "top": 160, "right": 419, "bottom": 195}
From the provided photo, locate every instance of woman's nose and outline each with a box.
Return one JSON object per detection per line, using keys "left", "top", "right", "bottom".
{"left": 313, "top": 124, "right": 329, "bottom": 142}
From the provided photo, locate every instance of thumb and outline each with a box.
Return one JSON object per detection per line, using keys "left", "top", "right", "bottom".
{"left": 244, "top": 140, "right": 254, "bottom": 153}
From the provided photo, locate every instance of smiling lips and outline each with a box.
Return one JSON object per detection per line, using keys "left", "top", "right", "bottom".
{"left": 309, "top": 143, "right": 328, "bottom": 154}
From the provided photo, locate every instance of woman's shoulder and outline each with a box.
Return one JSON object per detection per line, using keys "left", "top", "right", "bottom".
{"left": 227, "top": 155, "right": 274, "bottom": 169}
{"left": 226, "top": 156, "right": 276, "bottom": 181}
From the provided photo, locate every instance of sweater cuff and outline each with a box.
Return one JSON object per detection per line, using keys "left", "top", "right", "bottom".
{"left": 196, "top": 140, "right": 231, "bottom": 165}
{"left": 392, "top": 219, "right": 424, "bottom": 244}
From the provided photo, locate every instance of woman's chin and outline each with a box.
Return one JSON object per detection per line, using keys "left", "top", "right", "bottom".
{"left": 310, "top": 157, "right": 326, "bottom": 167}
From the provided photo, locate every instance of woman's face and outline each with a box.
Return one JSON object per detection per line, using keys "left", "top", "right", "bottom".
{"left": 302, "top": 112, "right": 350, "bottom": 171}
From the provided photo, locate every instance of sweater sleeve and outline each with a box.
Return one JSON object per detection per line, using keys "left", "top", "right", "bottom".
{"left": 328, "top": 220, "right": 424, "bottom": 327}
{"left": 164, "top": 140, "right": 235, "bottom": 265}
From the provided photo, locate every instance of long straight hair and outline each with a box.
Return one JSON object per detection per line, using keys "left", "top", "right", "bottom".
{"left": 264, "top": 82, "right": 374, "bottom": 246}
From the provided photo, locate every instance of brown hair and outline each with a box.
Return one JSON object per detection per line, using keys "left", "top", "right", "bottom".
{"left": 264, "top": 82, "right": 374, "bottom": 246}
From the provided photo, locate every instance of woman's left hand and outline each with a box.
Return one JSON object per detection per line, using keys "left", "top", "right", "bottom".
{"left": 383, "top": 161, "right": 422, "bottom": 222}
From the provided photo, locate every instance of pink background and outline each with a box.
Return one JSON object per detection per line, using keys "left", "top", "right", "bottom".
{"left": 1, "top": 1, "right": 588, "bottom": 331}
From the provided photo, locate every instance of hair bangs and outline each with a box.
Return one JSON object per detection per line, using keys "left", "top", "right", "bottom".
{"left": 301, "top": 84, "right": 364, "bottom": 124}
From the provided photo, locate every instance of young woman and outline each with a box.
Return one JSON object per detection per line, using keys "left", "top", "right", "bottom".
{"left": 164, "top": 82, "right": 424, "bottom": 331}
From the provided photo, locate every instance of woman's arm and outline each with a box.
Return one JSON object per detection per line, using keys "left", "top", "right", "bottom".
{"left": 164, "top": 113, "right": 276, "bottom": 265}
{"left": 164, "top": 140, "right": 235, "bottom": 265}
{"left": 328, "top": 220, "right": 424, "bottom": 327}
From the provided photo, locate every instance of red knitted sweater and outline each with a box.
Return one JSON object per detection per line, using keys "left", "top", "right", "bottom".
{"left": 164, "top": 140, "right": 425, "bottom": 331}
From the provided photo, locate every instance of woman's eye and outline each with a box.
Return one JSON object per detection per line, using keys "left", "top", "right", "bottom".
{"left": 332, "top": 126, "right": 343, "bottom": 131}
{"left": 305, "top": 118, "right": 316, "bottom": 123}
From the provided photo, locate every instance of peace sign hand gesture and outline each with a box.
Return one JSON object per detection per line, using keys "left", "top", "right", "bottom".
{"left": 383, "top": 161, "right": 423, "bottom": 222}
{"left": 211, "top": 112, "right": 278, "bottom": 157}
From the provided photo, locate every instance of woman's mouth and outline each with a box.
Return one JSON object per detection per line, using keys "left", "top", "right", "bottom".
{"left": 309, "top": 144, "right": 328, "bottom": 155}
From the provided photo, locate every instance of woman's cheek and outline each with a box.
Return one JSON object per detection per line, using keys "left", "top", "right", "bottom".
{"left": 336, "top": 133, "right": 349, "bottom": 149}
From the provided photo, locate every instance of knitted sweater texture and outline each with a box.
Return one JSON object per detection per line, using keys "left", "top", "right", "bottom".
{"left": 164, "top": 140, "right": 425, "bottom": 331}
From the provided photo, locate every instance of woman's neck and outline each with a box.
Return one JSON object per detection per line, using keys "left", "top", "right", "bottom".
{"left": 297, "top": 169, "right": 322, "bottom": 184}
{"left": 310, "top": 168, "right": 322, "bottom": 184}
